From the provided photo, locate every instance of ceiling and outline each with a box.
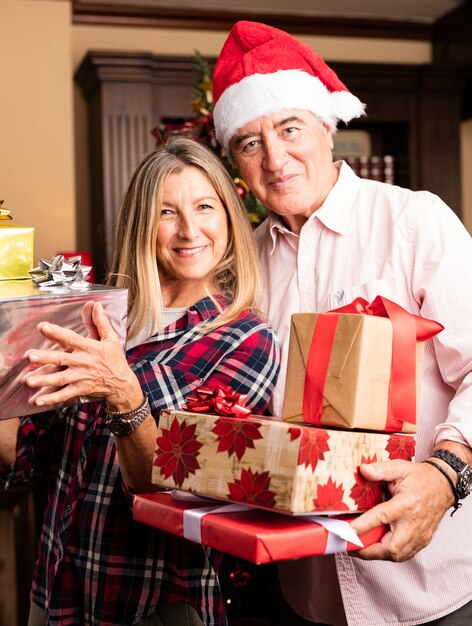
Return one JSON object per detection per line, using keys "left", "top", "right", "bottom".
{"left": 76, "top": 0, "right": 464, "bottom": 24}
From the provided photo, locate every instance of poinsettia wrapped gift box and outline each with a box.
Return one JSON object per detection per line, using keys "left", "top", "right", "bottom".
{"left": 282, "top": 296, "right": 443, "bottom": 433}
{"left": 133, "top": 491, "right": 389, "bottom": 564}
{"left": 0, "top": 207, "right": 34, "bottom": 280}
{"left": 0, "top": 279, "right": 127, "bottom": 419}
{"left": 152, "top": 401, "right": 415, "bottom": 515}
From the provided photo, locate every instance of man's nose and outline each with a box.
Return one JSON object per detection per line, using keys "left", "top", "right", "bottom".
{"left": 262, "top": 137, "right": 288, "bottom": 172}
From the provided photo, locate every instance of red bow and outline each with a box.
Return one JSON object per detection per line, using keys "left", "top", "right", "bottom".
{"left": 303, "top": 296, "right": 444, "bottom": 432}
{"left": 183, "top": 385, "right": 251, "bottom": 418}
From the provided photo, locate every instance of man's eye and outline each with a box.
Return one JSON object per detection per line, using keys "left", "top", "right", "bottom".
{"left": 283, "top": 126, "right": 299, "bottom": 136}
{"left": 241, "top": 139, "right": 260, "bottom": 153}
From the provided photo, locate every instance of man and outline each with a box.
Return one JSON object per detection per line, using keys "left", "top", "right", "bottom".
{"left": 212, "top": 20, "right": 472, "bottom": 626}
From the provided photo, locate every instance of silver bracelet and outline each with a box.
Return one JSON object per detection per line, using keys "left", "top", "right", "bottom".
{"left": 105, "top": 392, "right": 149, "bottom": 419}
{"left": 105, "top": 392, "right": 150, "bottom": 436}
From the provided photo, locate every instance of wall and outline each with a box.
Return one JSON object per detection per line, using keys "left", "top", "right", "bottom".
{"left": 0, "top": 0, "right": 76, "bottom": 261}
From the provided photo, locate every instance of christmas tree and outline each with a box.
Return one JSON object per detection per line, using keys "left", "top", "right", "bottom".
{"left": 152, "top": 51, "right": 268, "bottom": 226}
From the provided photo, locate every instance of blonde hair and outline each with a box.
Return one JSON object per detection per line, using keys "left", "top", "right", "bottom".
{"left": 107, "top": 138, "right": 262, "bottom": 339}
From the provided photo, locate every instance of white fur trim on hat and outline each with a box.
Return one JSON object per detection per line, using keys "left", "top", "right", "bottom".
{"left": 213, "top": 69, "right": 365, "bottom": 155}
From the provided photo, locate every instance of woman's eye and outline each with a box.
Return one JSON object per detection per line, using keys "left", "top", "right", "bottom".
{"left": 198, "top": 204, "right": 213, "bottom": 211}
{"left": 160, "top": 208, "right": 174, "bottom": 217}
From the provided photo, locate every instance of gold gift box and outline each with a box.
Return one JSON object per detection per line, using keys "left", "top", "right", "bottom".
{"left": 0, "top": 208, "right": 34, "bottom": 280}
{"left": 282, "top": 313, "right": 422, "bottom": 433}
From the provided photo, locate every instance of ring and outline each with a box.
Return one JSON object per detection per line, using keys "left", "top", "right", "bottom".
{"left": 78, "top": 396, "right": 88, "bottom": 404}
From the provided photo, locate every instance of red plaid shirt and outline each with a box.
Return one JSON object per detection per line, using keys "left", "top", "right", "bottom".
{"left": 0, "top": 297, "right": 279, "bottom": 625}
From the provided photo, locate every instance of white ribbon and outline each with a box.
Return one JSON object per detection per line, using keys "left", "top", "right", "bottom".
{"left": 171, "top": 492, "right": 251, "bottom": 544}
{"left": 172, "top": 491, "right": 365, "bottom": 553}
{"left": 303, "top": 514, "right": 364, "bottom": 553}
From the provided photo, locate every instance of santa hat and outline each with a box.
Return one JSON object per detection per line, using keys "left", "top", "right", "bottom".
{"left": 213, "top": 21, "right": 365, "bottom": 154}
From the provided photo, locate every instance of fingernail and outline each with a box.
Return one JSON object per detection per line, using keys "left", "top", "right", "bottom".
{"left": 28, "top": 353, "right": 39, "bottom": 363}
{"left": 27, "top": 377, "right": 37, "bottom": 387}
{"left": 41, "top": 323, "right": 52, "bottom": 332}
{"left": 36, "top": 399, "right": 44, "bottom": 406}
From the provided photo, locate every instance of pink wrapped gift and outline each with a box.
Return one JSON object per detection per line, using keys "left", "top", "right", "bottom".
{"left": 0, "top": 280, "right": 127, "bottom": 419}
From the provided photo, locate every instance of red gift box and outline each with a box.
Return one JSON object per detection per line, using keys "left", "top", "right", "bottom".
{"left": 133, "top": 491, "right": 387, "bottom": 564}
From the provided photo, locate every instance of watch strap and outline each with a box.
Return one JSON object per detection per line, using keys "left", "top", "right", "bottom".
{"left": 431, "top": 449, "right": 466, "bottom": 473}
{"left": 431, "top": 449, "right": 472, "bottom": 502}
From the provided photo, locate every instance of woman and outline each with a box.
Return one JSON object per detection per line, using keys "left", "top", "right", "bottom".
{"left": 0, "top": 139, "right": 279, "bottom": 626}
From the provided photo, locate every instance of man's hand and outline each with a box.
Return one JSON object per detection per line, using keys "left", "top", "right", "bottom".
{"left": 350, "top": 459, "right": 455, "bottom": 562}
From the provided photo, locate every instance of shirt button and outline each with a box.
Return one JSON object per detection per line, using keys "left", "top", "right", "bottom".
{"left": 80, "top": 456, "right": 86, "bottom": 463}
{"left": 66, "top": 504, "right": 72, "bottom": 513}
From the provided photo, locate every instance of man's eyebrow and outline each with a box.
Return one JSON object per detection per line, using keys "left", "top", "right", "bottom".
{"left": 233, "top": 131, "right": 258, "bottom": 148}
{"left": 275, "top": 115, "right": 305, "bottom": 128}
{"left": 232, "top": 115, "right": 306, "bottom": 148}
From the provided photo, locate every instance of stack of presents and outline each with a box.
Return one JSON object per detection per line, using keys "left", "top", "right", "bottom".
{"left": 136, "top": 281, "right": 442, "bottom": 563}
{"left": 1, "top": 200, "right": 443, "bottom": 564}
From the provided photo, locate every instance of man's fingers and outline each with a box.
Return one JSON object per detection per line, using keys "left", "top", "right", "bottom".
{"left": 359, "top": 459, "right": 411, "bottom": 482}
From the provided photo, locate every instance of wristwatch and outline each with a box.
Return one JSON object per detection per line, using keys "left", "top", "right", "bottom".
{"left": 105, "top": 393, "right": 150, "bottom": 436}
{"left": 431, "top": 449, "right": 472, "bottom": 500}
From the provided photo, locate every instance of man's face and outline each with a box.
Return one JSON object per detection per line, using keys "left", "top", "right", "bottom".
{"left": 230, "top": 109, "right": 338, "bottom": 232}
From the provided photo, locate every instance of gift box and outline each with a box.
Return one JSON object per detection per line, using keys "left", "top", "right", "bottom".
{"left": 152, "top": 408, "right": 415, "bottom": 514}
{"left": 282, "top": 296, "right": 443, "bottom": 433}
{"left": 133, "top": 491, "right": 388, "bottom": 564}
{"left": 0, "top": 209, "right": 34, "bottom": 280}
{"left": 0, "top": 280, "right": 128, "bottom": 419}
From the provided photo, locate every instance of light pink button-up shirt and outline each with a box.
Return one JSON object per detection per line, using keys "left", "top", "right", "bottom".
{"left": 255, "top": 162, "right": 472, "bottom": 625}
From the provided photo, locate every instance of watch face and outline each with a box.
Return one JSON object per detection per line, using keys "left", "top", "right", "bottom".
{"left": 457, "top": 467, "right": 472, "bottom": 499}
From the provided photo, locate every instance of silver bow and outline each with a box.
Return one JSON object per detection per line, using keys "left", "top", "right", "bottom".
{"left": 29, "top": 255, "right": 92, "bottom": 291}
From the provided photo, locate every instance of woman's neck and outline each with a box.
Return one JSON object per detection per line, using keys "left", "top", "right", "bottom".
{"left": 161, "top": 281, "right": 211, "bottom": 308}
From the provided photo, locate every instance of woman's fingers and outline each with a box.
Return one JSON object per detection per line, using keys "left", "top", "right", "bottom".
{"left": 81, "top": 301, "right": 100, "bottom": 340}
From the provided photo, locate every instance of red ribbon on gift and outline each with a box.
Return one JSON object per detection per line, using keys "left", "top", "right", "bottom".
{"left": 183, "top": 384, "right": 251, "bottom": 418}
{"left": 303, "top": 296, "right": 444, "bottom": 432}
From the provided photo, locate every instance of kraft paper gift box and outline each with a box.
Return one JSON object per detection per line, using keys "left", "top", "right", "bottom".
{"left": 151, "top": 408, "right": 416, "bottom": 515}
{"left": 0, "top": 281, "right": 128, "bottom": 419}
{"left": 282, "top": 296, "right": 443, "bottom": 433}
{"left": 0, "top": 210, "right": 34, "bottom": 280}
{"left": 133, "top": 491, "right": 388, "bottom": 564}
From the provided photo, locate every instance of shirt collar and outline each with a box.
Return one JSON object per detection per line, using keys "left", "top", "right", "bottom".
{"left": 127, "top": 295, "right": 227, "bottom": 350}
{"left": 266, "top": 160, "right": 360, "bottom": 251}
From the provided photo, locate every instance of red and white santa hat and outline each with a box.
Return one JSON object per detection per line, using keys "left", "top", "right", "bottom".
{"left": 213, "top": 21, "right": 365, "bottom": 154}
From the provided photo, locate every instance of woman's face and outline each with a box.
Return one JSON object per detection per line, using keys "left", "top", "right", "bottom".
{"left": 156, "top": 166, "right": 229, "bottom": 306}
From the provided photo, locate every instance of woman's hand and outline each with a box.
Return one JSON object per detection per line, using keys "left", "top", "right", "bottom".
{"left": 23, "top": 301, "right": 142, "bottom": 411}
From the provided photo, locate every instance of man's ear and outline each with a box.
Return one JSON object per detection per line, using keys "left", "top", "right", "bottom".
{"left": 323, "top": 123, "right": 335, "bottom": 150}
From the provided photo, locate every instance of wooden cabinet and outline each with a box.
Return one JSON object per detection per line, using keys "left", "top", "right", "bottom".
{"left": 75, "top": 52, "right": 466, "bottom": 282}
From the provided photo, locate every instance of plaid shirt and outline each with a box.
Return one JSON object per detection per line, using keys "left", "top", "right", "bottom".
{"left": 0, "top": 297, "right": 279, "bottom": 625}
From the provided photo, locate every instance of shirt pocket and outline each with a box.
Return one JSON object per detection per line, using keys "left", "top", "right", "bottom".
{"left": 328, "top": 278, "right": 395, "bottom": 310}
